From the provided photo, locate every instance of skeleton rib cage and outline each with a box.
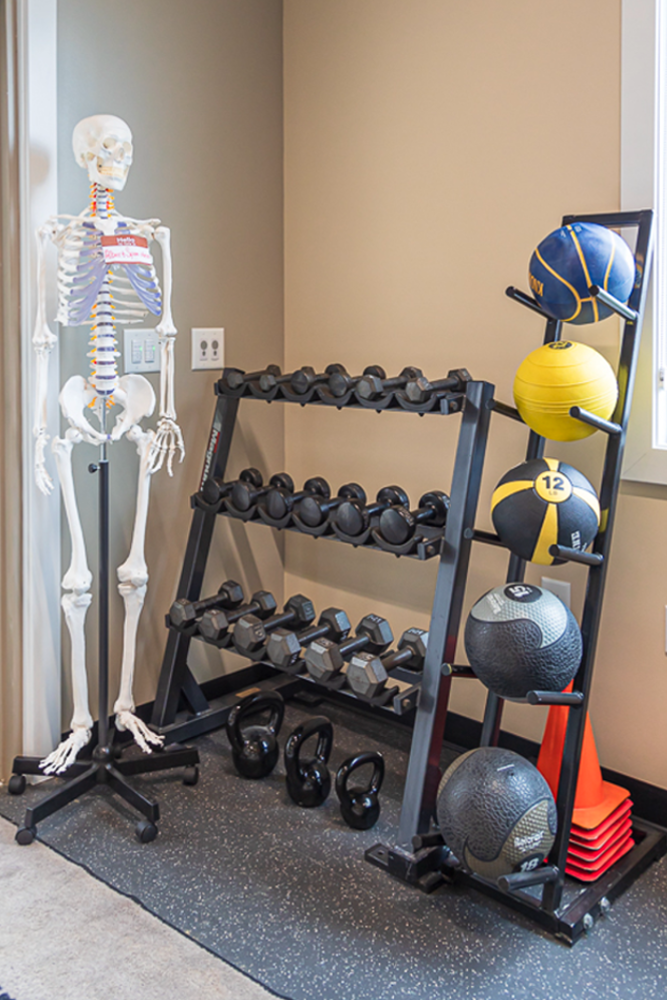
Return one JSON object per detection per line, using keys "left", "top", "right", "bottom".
{"left": 55, "top": 214, "right": 162, "bottom": 396}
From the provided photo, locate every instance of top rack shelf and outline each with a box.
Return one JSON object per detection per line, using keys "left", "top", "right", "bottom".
{"left": 214, "top": 366, "right": 471, "bottom": 415}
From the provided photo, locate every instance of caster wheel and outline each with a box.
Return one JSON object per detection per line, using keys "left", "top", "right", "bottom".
{"left": 136, "top": 820, "right": 158, "bottom": 844}
{"left": 8, "top": 774, "right": 26, "bottom": 796}
{"left": 112, "top": 744, "right": 123, "bottom": 759}
{"left": 15, "top": 825, "right": 36, "bottom": 845}
{"left": 183, "top": 766, "right": 199, "bottom": 786}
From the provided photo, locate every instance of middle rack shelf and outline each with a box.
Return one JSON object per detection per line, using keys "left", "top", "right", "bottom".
{"left": 192, "top": 485, "right": 447, "bottom": 561}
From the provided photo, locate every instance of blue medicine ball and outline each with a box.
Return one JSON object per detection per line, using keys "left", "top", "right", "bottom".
{"left": 528, "top": 222, "right": 635, "bottom": 324}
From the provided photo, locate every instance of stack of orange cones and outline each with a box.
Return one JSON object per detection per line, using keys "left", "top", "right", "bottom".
{"left": 537, "top": 688, "right": 634, "bottom": 882}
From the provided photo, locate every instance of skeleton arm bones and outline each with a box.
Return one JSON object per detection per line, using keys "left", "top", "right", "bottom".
{"left": 148, "top": 225, "right": 184, "bottom": 475}
{"left": 33, "top": 221, "right": 60, "bottom": 495}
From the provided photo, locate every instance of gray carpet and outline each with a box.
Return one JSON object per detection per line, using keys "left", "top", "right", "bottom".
{"left": 0, "top": 816, "right": 278, "bottom": 1000}
{"left": 1, "top": 698, "right": 666, "bottom": 1000}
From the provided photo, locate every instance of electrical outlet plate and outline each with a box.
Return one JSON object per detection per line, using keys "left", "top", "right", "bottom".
{"left": 192, "top": 327, "right": 224, "bottom": 370}
{"left": 541, "top": 576, "right": 571, "bottom": 609}
{"left": 123, "top": 328, "right": 161, "bottom": 373}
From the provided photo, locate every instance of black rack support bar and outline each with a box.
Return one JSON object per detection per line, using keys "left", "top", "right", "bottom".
{"left": 396, "top": 379, "right": 494, "bottom": 847}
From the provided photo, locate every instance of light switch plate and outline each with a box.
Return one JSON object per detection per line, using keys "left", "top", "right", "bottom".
{"left": 192, "top": 327, "right": 224, "bottom": 370}
{"left": 540, "top": 576, "right": 571, "bottom": 609}
{"left": 123, "top": 328, "right": 162, "bottom": 373}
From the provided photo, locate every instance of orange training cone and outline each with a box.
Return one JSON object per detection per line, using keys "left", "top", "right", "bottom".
{"left": 537, "top": 688, "right": 633, "bottom": 881}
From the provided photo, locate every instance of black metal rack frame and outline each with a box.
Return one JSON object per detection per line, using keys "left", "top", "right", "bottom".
{"left": 151, "top": 373, "right": 493, "bottom": 742}
{"left": 149, "top": 208, "right": 665, "bottom": 942}
{"left": 366, "top": 209, "right": 667, "bottom": 943}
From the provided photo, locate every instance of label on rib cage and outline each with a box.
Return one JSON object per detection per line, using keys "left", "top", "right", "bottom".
{"left": 101, "top": 234, "right": 152, "bottom": 264}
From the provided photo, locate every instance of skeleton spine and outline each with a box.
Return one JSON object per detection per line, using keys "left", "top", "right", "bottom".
{"left": 89, "top": 185, "right": 119, "bottom": 398}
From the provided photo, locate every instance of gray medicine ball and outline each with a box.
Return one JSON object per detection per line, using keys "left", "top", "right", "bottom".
{"left": 464, "top": 583, "right": 582, "bottom": 700}
{"left": 436, "top": 746, "right": 557, "bottom": 880}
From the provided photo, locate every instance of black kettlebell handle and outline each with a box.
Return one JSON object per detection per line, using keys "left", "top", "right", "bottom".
{"left": 284, "top": 716, "right": 333, "bottom": 807}
{"left": 336, "top": 752, "right": 384, "bottom": 796}
{"left": 335, "top": 752, "right": 385, "bottom": 830}
{"left": 285, "top": 716, "right": 333, "bottom": 768}
{"left": 226, "top": 690, "right": 284, "bottom": 756}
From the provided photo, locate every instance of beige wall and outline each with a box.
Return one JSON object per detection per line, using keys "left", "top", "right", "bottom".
{"left": 283, "top": 0, "right": 667, "bottom": 788}
{"left": 56, "top": 0, "right": 285, "bottom": 718}
{"left": 37, "top": 2, "right": 666, "bottom": 790}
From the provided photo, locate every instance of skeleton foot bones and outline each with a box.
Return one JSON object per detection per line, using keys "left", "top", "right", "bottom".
{"left": 34, "top": 114, "right": 183, "bottom": 771}
{"left": 40, "top": 727, "right": 92, "bottom": 775}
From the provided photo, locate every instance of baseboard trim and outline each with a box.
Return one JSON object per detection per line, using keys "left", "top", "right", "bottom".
{"left": 127, "top": 679, "right": 667, "bottom": 830}
{"left": 442, "top": 710, "right": 667, "bottom": 830}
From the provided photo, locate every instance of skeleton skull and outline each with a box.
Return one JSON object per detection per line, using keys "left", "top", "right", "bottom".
{"left": 72, "top": 114, "right": 133, "bottom": 191}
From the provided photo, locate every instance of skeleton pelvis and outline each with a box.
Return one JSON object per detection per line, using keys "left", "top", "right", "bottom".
{"left": 59, "top": 373, "right": 155, "bottom": 443}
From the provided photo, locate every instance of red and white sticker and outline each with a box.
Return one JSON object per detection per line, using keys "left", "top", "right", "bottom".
{"left": 101, "top": 234, "right": 152, "bottom": 265}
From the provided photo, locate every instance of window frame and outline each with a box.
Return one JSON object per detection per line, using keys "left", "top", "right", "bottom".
{"left": 621, "top": 0, "right": 667, "bottom": 483}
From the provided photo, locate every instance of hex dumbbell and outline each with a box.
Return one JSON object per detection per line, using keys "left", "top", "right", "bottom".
{"left": 201, "top": 467, "right": 263, "bottom": 506}
{"left": 334, "top": 485, "right": 409, "bottom": 537}
{"left": 233, "top": 594, "right": 316, "bottom": 656}
{"left": 327, "top": 364, "right": 386, "bottom": 399}
{"left": 266, "top": 608, "right": 352, "bottom": 669}
{"left": 404, "top": 368, "right": 471, "bottom": 404}
{"left": 230, "top": 472, "right": 295, "bottom": 512}
{"left": 198, "top": 590, "right": 277, "bottom": 643}
{"left": 378, "top": 490, "right": 450, "bottom": 545}
{"left": 304, "top": 614, "right": 393, "bottom": 683}
{"left": 347, "top": 628, "right": 428, "bottom": 698}
{"left": 290, "top": 364, "right": 347, "bottom": 395}
{"left": 222, "top": 365, "right": 281, "bottom": 392}
{"left": 356, "top": 366, "right": 423, "bottom": 401}
{"left": 169, "top": 579, "right": 244, "bottom": 630}
{"left": 297, "top": 483, "right": 367, "bottom": 528}
{"left": 263, "top": 476, "right": 330, "bottom": 521}
{"left": 259, "top": 364, "right": 344, "bottom": 394}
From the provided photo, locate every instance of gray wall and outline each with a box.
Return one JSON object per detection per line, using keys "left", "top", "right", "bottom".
{"left": 56, "top": 0, "right": 285, "bottom": 720}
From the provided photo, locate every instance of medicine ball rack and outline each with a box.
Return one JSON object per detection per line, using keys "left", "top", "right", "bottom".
{"left": 366, "top": 209, "right": 667, "bottom": 943}
{"left": 150, "top": 365, "right": 493, "bottom": 743}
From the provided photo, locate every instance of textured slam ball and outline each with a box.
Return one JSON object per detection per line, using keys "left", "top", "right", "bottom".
{"left": 528, "top": 222, "right": 635, "bottom": 324}
{"left": 513, "top": 340, "right": 618, "bottom": 441}
{"left": 436, "top": 746, "right": 557, "bottom": 879}
{"left": 464, "top": 583, "right": 582, "bottom": 700}
{"left": 491, "top": 458, "right": 600, "bottom": 565}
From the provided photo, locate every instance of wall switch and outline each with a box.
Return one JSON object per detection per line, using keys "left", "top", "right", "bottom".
{"left": 192, "top": 327, "right": 224, "bottom": 370}
{"left": 124, "top": 329, "right": 161, "bottom": 373}
{"left": 540, "top": 577, "right": 571, "bottom": 609}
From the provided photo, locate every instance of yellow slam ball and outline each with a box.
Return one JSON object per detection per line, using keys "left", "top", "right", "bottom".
{"left": 513, "top": 341, "right": 618, "bottom": 441}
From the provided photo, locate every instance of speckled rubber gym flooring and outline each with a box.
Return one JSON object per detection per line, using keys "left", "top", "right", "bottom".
{"left": 2, "top": 699, "right": 666, "bottom": 1000}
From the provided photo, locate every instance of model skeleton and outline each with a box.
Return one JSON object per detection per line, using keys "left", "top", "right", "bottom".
{"left": 34, "top": 115, "right": 184, "bottom": 774}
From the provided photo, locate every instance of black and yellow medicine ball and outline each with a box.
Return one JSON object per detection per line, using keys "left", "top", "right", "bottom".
{"left": 491, "top": 458, "right": 600, "bottom": 565}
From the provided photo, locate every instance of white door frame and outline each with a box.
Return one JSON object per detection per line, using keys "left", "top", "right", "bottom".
{"left": 19, "top": 0, "right": 61, "bottom": 757}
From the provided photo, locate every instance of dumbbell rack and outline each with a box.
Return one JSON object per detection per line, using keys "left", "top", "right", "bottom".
{"left": 366, "top": 209, "right": 667, "bottom": 943}
{"left": 150, "top": 368, "right": 494, "bottom": 745}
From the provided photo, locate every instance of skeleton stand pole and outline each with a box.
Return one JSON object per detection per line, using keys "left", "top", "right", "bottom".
{"left": 10, "top": 430, "right": 200, "bottom": 844}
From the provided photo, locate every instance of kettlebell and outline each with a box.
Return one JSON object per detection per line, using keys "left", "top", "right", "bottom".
{"left": 226, "top": 690, "right": 284, "bottom": 779}
{"left": 335, "top": 752, "right": 384, "bottom": 830}
{"left": 284, "top": 716, "right": 333, "bottom": 807}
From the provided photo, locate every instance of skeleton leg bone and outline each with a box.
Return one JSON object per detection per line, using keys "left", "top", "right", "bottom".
{"left": 40, "top": 430, "right": 94, "bottom": 774}
{"left": 113, "top": 419, "right": 163, "bottom": 752}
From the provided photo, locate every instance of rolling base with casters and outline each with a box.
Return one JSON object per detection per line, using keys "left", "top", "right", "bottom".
{"left": 9, "top": 412, "right": 202, "bottom": 846}
{"left": 9, "top": 739, "right": 200, "bottom": 844}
